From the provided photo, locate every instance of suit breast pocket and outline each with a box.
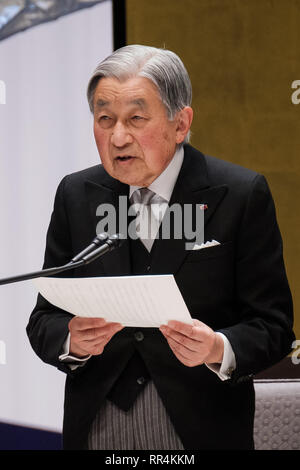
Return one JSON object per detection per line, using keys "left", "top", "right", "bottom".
{"left": 185, "top": 241, "right": 234, "bottom": 262}
{"left": 175, "top": 242, "right": 235, "bottom": 324}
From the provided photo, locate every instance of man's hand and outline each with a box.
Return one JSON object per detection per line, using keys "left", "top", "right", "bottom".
{"left": 68, "top": 317, "right": 124, "bottom": 358}
{"left": 159, "top": 319, "right": 224, "bottom": 367}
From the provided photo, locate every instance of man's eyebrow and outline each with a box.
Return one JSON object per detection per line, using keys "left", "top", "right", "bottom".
{"left": 128, "top": 98, "right": 147, "bottom": 108}
{"left": 95, "top": 99, "right": 109, "bottom": 109}
{"left": 94, "top": 97, "right": 148, "bottom": 109}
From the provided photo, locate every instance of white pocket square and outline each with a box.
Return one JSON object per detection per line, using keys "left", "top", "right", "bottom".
{"left": 192, "top": 240, "right": 221, "bottom": 250}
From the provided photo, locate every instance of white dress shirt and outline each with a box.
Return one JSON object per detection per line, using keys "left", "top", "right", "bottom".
{"left": 60, "top": 145, "right": 236, "bottom": 380}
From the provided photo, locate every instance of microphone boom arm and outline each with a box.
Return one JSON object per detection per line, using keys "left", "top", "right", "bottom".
{"left": 0, "top": 233, "right": 122, "bottom": 286}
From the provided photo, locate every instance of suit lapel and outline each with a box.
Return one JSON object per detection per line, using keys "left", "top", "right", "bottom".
{"left": 84, "top": 168, "right": 131, "bottom": 276}
{"left": 83, "top": 146, "right": 228, "bottom": 277}
{"left": 150, "top": 145, "right": 228, "bottom": 274}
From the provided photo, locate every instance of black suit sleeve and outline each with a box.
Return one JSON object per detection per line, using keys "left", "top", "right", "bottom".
{"left": 219, "top": 174, "right": 295, "bottom": 380}
{"left": 26, "top": 176, "right": 75, "bottom": 374}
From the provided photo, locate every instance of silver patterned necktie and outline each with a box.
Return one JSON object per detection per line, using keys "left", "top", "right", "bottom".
{"left": 131, "top": 187, "right": 164, "bottom": 251}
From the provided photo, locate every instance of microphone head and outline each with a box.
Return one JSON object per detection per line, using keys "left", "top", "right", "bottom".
{"left": 97, "top": 232, "right": 109, "bottom": 241}
{"left": 108, "top": 233, "right": 125, "bottom": 248}
{"left": 93, "top": 232, "right": 109, "bottom": 246}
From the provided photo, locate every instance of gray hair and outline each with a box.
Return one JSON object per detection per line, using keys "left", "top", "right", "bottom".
{"left": 87, "top": 45, "right": 192, "bottom": 143}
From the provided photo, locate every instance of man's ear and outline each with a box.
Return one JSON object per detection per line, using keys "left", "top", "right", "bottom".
{"left": 175, "top": 107, "right": 193, "bottom": 144}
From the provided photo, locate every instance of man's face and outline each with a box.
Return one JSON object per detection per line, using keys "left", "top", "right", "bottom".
{"left": 93, "top": 76, "right": 188, "bottom": 187}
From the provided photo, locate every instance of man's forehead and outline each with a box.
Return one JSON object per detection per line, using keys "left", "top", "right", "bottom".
{"left": 94, "top": 76, "right": 160, "bottom": 107}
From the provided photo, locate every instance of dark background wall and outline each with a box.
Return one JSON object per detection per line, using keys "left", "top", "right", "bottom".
{"left": 126, "top": 0, "right": 300, "bottom": 341}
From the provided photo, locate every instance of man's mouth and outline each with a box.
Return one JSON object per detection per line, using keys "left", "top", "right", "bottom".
{"left": 115, "top": 155, "right": 135, "bottom": 162}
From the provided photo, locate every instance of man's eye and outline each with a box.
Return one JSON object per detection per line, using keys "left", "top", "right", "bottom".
{"left": 131, "top": 115, "right": 143, "bottom": 120}
{"left": 98, "top": 115, "right": 113, "bottom": 128}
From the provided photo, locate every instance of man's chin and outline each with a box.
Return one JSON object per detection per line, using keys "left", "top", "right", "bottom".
{"left": 114, "top": 174, "right": 151, "bottom": 187}
{"left": 107, "top": 164, "right": 154, "bottom": 187}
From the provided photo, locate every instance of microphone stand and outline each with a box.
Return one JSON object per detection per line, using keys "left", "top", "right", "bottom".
{"left": 0, "top": 260, "right": 85, "bottom": 287}
{"left": 0, "top": 234, "right": 122, "bottom": 287}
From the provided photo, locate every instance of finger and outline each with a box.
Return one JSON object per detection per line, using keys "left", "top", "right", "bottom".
{"left": 104, "top": 323, "right": 124, "bottom": 341}
{"left": 88, "top": 343, "right": 105, "bottom": 356}
{"left": 69, "top": 317, "right": 107, "bottom": 333}
{"left": 166, "top": 320, "right": 194, "bottom": 337}
{"left": 164, "top": 336, "right": 197, "bottom": 367}
{"left": 162, "top": 328, "right": 208, "bottom": 365}
{"left": 165, "top": 335, "right": 195, "bottom": 362}
{"left": 167, "top": 319, "right": 210, "bottom": 342}
{"left": 88, "top": 323, "right": 123, "bottom": 346}
{"left": 74, "top": 340, "right": 103, "bottom": 356}
{"left": 80, "top": 324, "right": 123, "bottom": 355}
{"left": 95, "top": 322, "right": 124, "bottom": 339}
{"left": 69, "top": 316, "right": 122, "bottom": 335}
{"left": 77, "top": 322, "right": 123, "bottom": 342}
{"left": 69, "top": 320, "right": 123, "bottom": 358}
{"left": 80, "top": 337, "right": 106, "bottom": 355}
{"left": 160, "top": 326, "right": 199, "bottom": 353}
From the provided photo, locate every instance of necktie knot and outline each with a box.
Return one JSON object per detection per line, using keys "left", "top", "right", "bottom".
{"left": 131, "top": 187, "right": 155, "bottom": 206}
{"left": 130, "top": 188, "right": 167, "bottom": 251}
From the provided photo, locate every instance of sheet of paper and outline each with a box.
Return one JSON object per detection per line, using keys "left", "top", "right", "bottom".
{"left": 32, "top": 274, "right": 193, "bottom": 327}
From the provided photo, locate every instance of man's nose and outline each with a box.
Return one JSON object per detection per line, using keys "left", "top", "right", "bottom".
{"left": 111, "top": 122, "right": 133, "bottom": 147}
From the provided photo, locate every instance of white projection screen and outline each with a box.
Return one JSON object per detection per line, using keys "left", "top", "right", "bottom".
{"left": 0, "top": 1, "right": 113, "bottom": 436}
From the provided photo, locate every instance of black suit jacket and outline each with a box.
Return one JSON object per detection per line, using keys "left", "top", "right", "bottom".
{"left": 27, "top": 144, "right": 295, "bottom": 450}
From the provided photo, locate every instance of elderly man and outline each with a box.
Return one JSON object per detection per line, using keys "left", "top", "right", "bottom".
{"left": 27, "top": 45, "right": 294, "bottom": 450}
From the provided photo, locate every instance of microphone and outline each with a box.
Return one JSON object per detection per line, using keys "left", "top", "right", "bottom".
{"left": 80, "top": 233, "right": 124, "bottom": 265}
{"left": 71, "top": 232, "right": 109, "bottom": 263}
{"left": 0, "top": 233, "right": 124, "bottom": 286}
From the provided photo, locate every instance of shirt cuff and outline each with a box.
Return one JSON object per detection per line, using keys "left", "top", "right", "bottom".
{"left": 205, "top": 332, "right": 236, "bottom": 381}
{"left": 59, "top": 333, "right": 91, "bottom": 370}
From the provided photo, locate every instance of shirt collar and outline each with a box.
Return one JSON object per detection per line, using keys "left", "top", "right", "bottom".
{"left": 129, "top": 145, "right": 184, "bottom": 202}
